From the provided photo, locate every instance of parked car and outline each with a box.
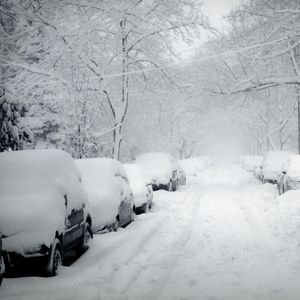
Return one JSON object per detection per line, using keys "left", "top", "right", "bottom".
{"left": 260, "top": 150, "right": 293, "bottom": 183}
{"left": 75, "top": 158, "right": 135, "bottom": 232}
{"left": 243, "top": 155, "right": 263, "bottom": 172}
{"left": 177, "top": 165, "right": 187, "bottom": 185}
{"left": 135, "top": 152, "right": 178, "bottom": 191}
{"left": 0, "top": 234, "right": 4, "bottom": 286}
{"left": 124, "top": 164, "right": 153, "bottom": 214}
{"left": 278, "top": 155, "right": 300, "bottom": 194}
{"left": 0, "top": 149, "right": 92, "bottom": 277}
{"left": 178, "top": 156, "right": 211, "bottom": 177}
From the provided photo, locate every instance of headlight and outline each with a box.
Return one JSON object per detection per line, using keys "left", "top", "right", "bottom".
{"left": 23, "top": 244, "right": 49, "bottom": 257}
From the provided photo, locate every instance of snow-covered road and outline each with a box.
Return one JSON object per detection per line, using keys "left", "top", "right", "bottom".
{"left": 1, "top": 165, "right": 300, "bottom": 300}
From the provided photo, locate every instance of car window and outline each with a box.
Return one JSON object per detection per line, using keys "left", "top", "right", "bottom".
{"left": 67, "top": 208, "right": 84, "bottom": 228}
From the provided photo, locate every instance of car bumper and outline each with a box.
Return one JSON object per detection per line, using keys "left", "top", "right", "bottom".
{"left": 135, "top": 203, "right": 148, "bottom": 215}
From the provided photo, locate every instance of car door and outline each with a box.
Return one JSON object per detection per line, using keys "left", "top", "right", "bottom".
{"left": 63, "top": 195, "right": 85, "bottom": 251}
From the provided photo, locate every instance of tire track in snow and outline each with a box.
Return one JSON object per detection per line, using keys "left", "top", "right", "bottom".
{"left": 134, "top": 185, "right": 203, "bottom": 300}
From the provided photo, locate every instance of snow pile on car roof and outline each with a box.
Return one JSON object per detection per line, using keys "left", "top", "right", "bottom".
{"left": 179, "top": 156, "right": 211, "bottom": 176}
{"left": 0, "top": 149, "right": 87, "bottom": 252}
{"left": 75, "top": 158, "right": 130, "bottom": 232}
{"left": 285, "top": 155, "right": 300, "bottom": 180}
{"left": 124, "top": 164, "right": 148, "bottom": 207}
{"left": 135, "top": 152, "right": 176, "bottom": 185}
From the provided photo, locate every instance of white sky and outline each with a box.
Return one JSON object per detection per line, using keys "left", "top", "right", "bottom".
{"left": 176, "top": 0, "right": 241, "bottom": 59}
{"left": 202, "top": 0, "right": 241, "bottom": 30}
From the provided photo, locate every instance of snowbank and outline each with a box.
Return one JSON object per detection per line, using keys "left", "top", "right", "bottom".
{"left": 135, "top": 152, "right": 177, "bottom": 185}
{"left": 270, "top": 190, "right": 300, "bottom": 247}
{"left": 262, "top": 150, "right": 293, "bottom": 181}
{"left": 124, "top": 164, "right": 149, "bottom": 208}
{"left": 75, "top": 158, "right": 132, "bottom": 232}
{"left": 0, "top": 149, "right": 87, "bottom": 253}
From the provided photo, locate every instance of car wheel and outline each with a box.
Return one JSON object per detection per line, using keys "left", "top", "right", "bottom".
{"left": 46, "top": 238, "right": 62, "bottom": 277}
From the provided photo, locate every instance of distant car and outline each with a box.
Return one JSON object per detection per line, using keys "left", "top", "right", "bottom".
{"left": 260, "top": 150, "right": 293, "bottom": 183}
{"left": 0, "top": 234, "right": 4, "bottom": 286}
{"left": 178, "top": 156, "right": 211, "bottom": 177}
{"left": 124, "top": 164, "right": 153, "bottom": 214}
{"left": 278, "top": 155, "right": 300, "bottom": 195}
{"left": 177, "top": 165, "right": 187, "bottom": 185}
{"left": 243, "top": 155, "right": 263, "bottom": 172}
{"left": 75, "top": 158, "right": 135, "bottom": 232}
{"left": 0, "top": 150, "right": 92, "bottom": 277}
{"left": 136, "top": 152, "right": 178, "bottom": 191}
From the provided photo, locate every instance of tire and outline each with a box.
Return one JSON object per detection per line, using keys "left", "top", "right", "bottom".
{"left": 46, "top": 238, "right": 62, "bottom": 277}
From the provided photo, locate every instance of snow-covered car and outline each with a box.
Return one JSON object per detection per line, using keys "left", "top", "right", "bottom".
{"left": 243, "top": 155, "right": 263, "bottom": 172}
{"left": 135, "top": 152, "right": 178, "bottom": 191}
{"left": 260, "top": 150, "right": 293, "bottom": 183}
{"left": 178, "top": 156, "right": 211, "bottom": 177}
{"left": 124, "top": 164, "right": 153, "bottom": 214}
{"left": 75, "top": 158, "right": 135, "bottom": 232}
{"left": 0, "top": 234, "right": 4, "bottom": 286}
{"left": 0, "top": 150, "right": 92, "bottom": 277}
{"left": 278, "top": 155, "right": 300, "bottom": 195}
{"left": 177, "top": 165, "right": 186, "bottom": 185}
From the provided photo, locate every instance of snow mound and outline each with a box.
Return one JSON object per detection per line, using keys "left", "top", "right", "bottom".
{"left": 0, "top": 149, "right": 87, "bottom": 252}
{"left": 124, "top": 164, "right": 148, "bottom": 207}
{"left": 271, "top": 190, "right": 300, "bottom": 246}
{"left": 75, "top": 158, "right": 132, "bottom": 232}
{"left": 135, "top": 152, "right": 177, "bottom": 185}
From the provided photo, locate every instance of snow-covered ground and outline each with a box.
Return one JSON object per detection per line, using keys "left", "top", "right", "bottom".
{"left": 1, "top": 164, "right": 300, "bottom": 300}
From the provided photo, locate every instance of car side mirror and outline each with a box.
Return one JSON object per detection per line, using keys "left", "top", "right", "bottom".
{"left": 282, "top": 171, "right": 287, "bottom": 175}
